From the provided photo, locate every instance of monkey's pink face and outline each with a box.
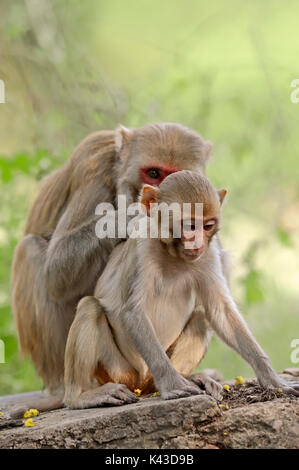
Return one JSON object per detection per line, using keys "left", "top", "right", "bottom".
{"left": 140, "top": 165, "right": 180, "bottom": 186}
{"left": 179, "top": 217, "right": 218, "bottom": 262}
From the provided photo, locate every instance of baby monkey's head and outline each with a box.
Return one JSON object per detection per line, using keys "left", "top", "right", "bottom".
{"left": 140, "top": 170, "right": 227, "bottom": 262}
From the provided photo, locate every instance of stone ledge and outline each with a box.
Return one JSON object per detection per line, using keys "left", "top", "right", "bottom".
{"left": 0, "top": 369, "right": 298, "bottom": 449}
{"left": 0, "top": 394, "right": 219, "bottom": 449}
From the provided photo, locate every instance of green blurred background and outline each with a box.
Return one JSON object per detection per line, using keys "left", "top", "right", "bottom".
{"left": 0, "top": 0, "right": 299, "bottom": 395}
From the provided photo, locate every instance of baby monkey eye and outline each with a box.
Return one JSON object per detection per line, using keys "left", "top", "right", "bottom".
{"left": 182, "top": 220, "right": 198, "bottom": 231}
{"left": 183, "top": 224, "right": 196, "bottom": 231}
{"left": 204, "top": 220, "right": 216, "bottom": 231}
{"left": 147, "top": 168, "right": 161, "bottom": 179}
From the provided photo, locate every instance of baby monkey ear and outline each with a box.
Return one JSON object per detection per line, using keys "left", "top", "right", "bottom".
{"left": 203, "top": 140, "right": 213, "bottom": 161}
{"left": 217, "top": 188, "right": 227, "bottom": 205}
{"left": 140, "top": 185, "right": 159, "bottom": 215}
{"left": 115, "top": 125, "right": 134, "bottom": 154}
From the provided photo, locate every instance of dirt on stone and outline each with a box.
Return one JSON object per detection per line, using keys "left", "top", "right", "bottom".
{"left": 218, "top": 380, "right": 298, "bottom": 410}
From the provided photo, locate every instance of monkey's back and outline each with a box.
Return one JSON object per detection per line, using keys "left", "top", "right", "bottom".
{"left": 25, "top": 130, "right": 117, "bottom": 238}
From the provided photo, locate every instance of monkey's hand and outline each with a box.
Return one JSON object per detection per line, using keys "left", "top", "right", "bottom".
{"left": 258, "top": 373, "right": 299, "bottom": 397}
{"left": 159, "top": 374, "right": 205, "bottom": 400}
{"left": 189, "top": 373, "right": 223, "bottom": 401}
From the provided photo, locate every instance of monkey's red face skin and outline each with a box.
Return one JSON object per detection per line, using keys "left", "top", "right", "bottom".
{"left": 140, "top": 165, "right": 180, "bottom": 186}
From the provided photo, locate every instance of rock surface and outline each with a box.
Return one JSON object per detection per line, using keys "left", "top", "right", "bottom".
{"left": 0, "top": 371, "right": 298, "bottom": 449}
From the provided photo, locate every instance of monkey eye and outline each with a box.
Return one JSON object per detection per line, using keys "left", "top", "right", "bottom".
{"left": 204, "top": 220, "right": 216, "bottom": 231}
{"left": 183, "top": 223, "right": 196, "bottom": 231}
{"left": 182, "top": 219, "right": 199, "bottom": 232}
{"left": 146, "top": 168, "right": 161, "bottom": 179}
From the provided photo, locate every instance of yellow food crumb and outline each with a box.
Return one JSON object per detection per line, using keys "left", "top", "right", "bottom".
{"left": 223, "top": 432, "right": 228, "bottom": 436}
{"left": 223, "top": 384, "right": 230, "bottom": 392}
{"left": 235, "top": 376, "right": 245, "bottom": 386}
{"left": 277, "top": 388, "right": 283, "bottom": 394}
{"left": 134, "top": 388, "right": 142, "bottom": 397}
{"left": 24, "top": 418, "right": 35, "bottom": 427}
{"left": 219, "top": 404, "right": 229, "bottom": 410}
{"left": 152, "top": 391, "right": 161, "bottom": 397}
{"left": 23, "top": 409, "right": 39, "bottom": 418}
{"left": 0, "top": 412, "right": 3, "bottom": 417}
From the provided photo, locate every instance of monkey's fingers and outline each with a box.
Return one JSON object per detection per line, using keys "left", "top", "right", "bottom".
{"left": 107, "top": 383, "right": 139, "bottom": 403}
{"left": 9, "top": 405, "right": 28, "bottom": 420}
{"left": 99, "top": 395, "right": 127, "bottom": 406}
{"left": 99, "top": 383, "right": 138, "bottom": 405}
{"left": 275, "top": 378, "right": 299, "bottom": 396}
{"left": 162, "top": 385, "right": 203, "bottom": 400}
{"left": 110, "top": 389, "right": 139, "bottom": 404}
{"left": 162, "top": 390, "right": 193, "bottom": 400}
{"left": 69, "top": 383, "right": 139, "bottom": 408}
{"left": 281, "top": 384, "right": 299, "bottom": 397}
{"left": 285, "top": 380, "right": 299, "bottom": 388}
{"left": 73, "top": 393, "right": 134, "bottom": 408}
{"left": 190, "top": 373, "right": 223, "bottom": 401}
{"left": 181, "top": 378, "right": 206, "bottom": 396}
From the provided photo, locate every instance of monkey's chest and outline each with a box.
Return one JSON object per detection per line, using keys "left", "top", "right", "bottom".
{"left": 111, "top": 285, "right": 197, "bottom": 380}
{"left": 147, "top": 287, "right": 196, "bottom": 350}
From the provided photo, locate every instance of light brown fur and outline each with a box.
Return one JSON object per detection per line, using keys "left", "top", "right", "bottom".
{"left": 64, "top": 171, "right": 299, "bottom": 408}
{"left": 11, "top": 123, "right": 215, "bottom": 412}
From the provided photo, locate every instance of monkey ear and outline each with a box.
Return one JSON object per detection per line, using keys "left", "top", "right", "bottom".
{"left": 203, "top": 140, "right": 213, "bottom": 161}
{"left": 115, "top": 125, "right": 133, "bottom": 154}
{"left": 217, "top": 189, "right": 227, "bottom": 205}
{"left": 140, "top": 185, "right": 159, "bottom": 215}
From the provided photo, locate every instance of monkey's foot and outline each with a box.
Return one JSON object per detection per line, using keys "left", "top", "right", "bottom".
{"left": 262, "top": 377, "right": 299, "bottom": 397}
{"left": 67, "top": 383, "right": 139, "bottom": 409}
{"left": 189, "top": 373, "right": 223, "bottom": 401}
{"left": 161, "top": 377, "right": 204, "bottom": 400}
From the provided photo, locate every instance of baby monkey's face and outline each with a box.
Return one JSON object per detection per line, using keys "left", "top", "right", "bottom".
{"left": 140, "top": 170, "right": 227, "bottom": 262}
{"left": 178, "top": 211, "right": 219, "bottom": 262}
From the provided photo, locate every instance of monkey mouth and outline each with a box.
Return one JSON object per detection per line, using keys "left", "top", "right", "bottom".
{"left": 181, "top": 249, "right": 202, "bottom": 262}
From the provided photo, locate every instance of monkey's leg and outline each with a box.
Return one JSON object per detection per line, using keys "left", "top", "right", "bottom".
{"left": 168, "top": 311, "right": 223, "bottom": 401}
{"left": 121, "top": 304, "right": 203, "bottom": 400}
{"left": 8, "top": 393, "right": 64, "bottom": 419}
{"left": 64, "top": 296, "right": 138, "bottom": 409}
{"left": 12, "top": 234, "right": 74, "bottom": 393}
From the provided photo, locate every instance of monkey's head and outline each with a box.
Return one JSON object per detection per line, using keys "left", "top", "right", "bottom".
{"left": 140, "top": 170, "right": 227, "bottom": 262}
{"left": 115, "top": 123, "right": 213, "bottom": 203}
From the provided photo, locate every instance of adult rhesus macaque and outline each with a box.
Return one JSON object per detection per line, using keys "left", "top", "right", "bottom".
{"left": 11, "top": 123, "right": 216, "bottom": 411}
{"left": 64, "top": 171, "right": 299, "bottom": 409}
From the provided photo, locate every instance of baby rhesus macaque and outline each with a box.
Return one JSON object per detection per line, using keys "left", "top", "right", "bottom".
{"left": 64, "top": 170, "right": 299, "bottom": 408}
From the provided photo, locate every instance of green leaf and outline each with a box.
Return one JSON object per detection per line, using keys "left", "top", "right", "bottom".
{"left": 275, "top": 227, "right": 293, "bottom": 248}
{"left": 242, "top": 269, "right": 265, "bottom": 305}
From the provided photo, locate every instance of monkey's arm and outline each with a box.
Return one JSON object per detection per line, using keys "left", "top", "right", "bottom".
{"left": 120, "top": 303, "right": 202, "bottom": 399}
{"left": 201, "top": 273, "right": 299, "bottom": 396}
{"left": 44, "top": 183, "right": 120, "bottom": 301}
